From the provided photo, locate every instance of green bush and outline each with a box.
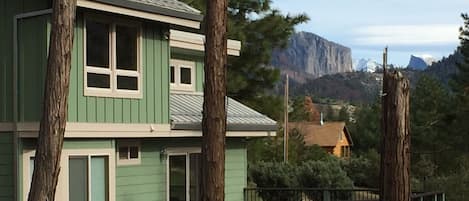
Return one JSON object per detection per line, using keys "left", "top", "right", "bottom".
{"left": 249, "top": 162, "right": 299, "bottom": 201}
{"left": 299, "top": 158, "right": 353, "bottom": 188}
{"left": 341, "top": 150, "right": 380, "bottom": 188}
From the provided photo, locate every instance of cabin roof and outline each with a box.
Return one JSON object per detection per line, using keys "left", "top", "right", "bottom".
{"left": 95, "top": 0, "right": 203, "bottom": 21}
{"left": 170, "top": 93, "right": 277, "bottom": 131}
{"left": 289, "top": 122, "right": 353, "bottom": 147}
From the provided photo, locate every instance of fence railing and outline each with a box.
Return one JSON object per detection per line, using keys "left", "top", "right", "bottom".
{"left": 244, "top": 188, "right": 445, "bottom": 201}
{"left": 244, "top": 188, "right": 379, "bottom": 201}
{"left": 411, "top": 192, "right": 445, "bottom": 201}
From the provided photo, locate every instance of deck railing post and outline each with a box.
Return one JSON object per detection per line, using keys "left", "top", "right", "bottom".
{"left": 323, "top": 190, "right": 331, "bottom": 201}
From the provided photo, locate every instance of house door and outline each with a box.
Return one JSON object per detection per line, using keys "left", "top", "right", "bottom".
{"left": 69, "top": 155, "right": 109, "bottom": 201}
{"left": 168, "top": 153, "right": 201, "bottom": 201}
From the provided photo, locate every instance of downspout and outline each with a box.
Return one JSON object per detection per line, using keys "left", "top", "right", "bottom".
{"left": 13, "top": 9, "right": 52, "bottom": 201}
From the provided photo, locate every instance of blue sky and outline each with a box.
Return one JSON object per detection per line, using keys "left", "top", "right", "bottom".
{"left": 271, "top": 0, "right": 469, "bottom": 66}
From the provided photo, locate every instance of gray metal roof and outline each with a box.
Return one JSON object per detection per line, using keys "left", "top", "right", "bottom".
{"left": 96, "top": 0, "right": 203, "bottom": 21}
{"left": 170, "top": 93, "right": 278, "bottom": 131}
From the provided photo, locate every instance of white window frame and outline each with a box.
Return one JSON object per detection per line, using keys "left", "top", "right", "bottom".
{"left": 84, "top": 14, "right": 143, "bottom": 99}
{"left": 116, "top": 140, "right": 141, "bottom": 166}
{"left": 170, "top": 59, "right": 196, "bottom": 92}
{"left": 166, "top": 147, "right": 201, "bottom": 201}
{"left": 23, "top": 148, "right": 115, "bottom": 201}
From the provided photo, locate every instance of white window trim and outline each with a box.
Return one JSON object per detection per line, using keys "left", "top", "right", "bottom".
{"left": 23, "top": 148, "right": 115, "bottom": 201}
{"left": 166, "top": 147, "right": 201, "bottom": 201}
{"left": 170, "top": 59, "right": 196, "bottom": 92}
{"left": 117, "top": 140, "right": 141, "bottom": 166}
{"left": 84, "top": 14, "right": 143, "bottom": 99}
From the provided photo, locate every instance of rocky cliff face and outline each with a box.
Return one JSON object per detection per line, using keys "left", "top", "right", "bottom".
{"left": 271, "top": 31, "right": 353, "bottom": 80}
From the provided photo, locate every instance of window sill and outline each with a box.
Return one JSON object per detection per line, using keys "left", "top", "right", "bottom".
{"left": 84, "top": 88, "right": 143, "bottom": 99}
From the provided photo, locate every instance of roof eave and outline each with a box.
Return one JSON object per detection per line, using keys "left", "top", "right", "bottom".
{"left": 77, "top": 0, "right": 202, "bottom": 29}
{"left": 171, "top": 122, "right": 278, "bottom": 132}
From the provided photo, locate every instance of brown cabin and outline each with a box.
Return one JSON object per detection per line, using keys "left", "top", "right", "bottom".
{"left": 289, "top": 121, "right": 353, "bottom": 158}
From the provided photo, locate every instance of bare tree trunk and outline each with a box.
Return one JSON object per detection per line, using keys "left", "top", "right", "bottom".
{"left": 379, "top": 70, "right": 411, "bottom": 201}
{"left": 201, "top": 0, "right": 227, "bottom": 200}
{"left": 27, "top": 0, "right": 75, "bottom": 201}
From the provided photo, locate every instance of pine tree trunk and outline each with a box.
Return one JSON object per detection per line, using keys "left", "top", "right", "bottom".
{"left": 380, "top": 70, "right": 411, "bottom": 201}
{"left": 201, "top": 0, "right": 227, "bottom": 200}
{"left": 27, "top": 0, "right": 75, "bottom": 201}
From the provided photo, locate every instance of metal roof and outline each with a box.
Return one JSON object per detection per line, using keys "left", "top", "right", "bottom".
{"left": 95, "top": 0, "right": 203, "bottom": 21}
{"left": 170, "top": 93, "right": 278, "bottom": 131}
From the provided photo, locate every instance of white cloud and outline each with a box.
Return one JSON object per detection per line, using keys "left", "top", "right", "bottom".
{"left": 352, "top": 24, "right": 460, "bottom": 46}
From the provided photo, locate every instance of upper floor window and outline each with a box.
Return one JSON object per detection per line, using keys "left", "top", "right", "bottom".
{"left": 170, "top": 59, "right": 195, "bottom": 92}
{"left": 84, "top": 17, "right": 142, "bottom": 98}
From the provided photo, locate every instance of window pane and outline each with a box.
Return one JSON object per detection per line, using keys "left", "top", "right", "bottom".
{"left": 69, "top": 157, "right": 88, "bottom": 201}
{"left": 87, "top": 73, "right": 110, "bottom": 88}
{"left": 116, "top": 25, "right": 138, "bottom": 71}
{"left": 190, "top": 153, "right": 201, "bottom": 201}
{"left": 86, "top": 20, "right": 109, "bottom": 68}
{"left": 170, "top": 155, "right": 186, "bottom": 201}
{"left": 91, "top": 156, "right": 109, "bottom": 201}
{"left": 180, "top": 67, "right": 191, "bottom": 84}
{"left": 117, "top": 76, "right": 138, "bottom": 90}
{"left": 129, "top": 146, "right": 139, "bottom": 159}
{"left": 119, "top": 147, "right": 128, "bottom": 160}
{"left": 29, "top": 157, "right": 35, "bottom": 186}
{"left": 170, "top": 66, "right": 175, "bottom": 83}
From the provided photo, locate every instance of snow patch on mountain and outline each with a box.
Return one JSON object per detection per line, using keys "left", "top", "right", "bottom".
{"left": 353, "top": 58, "right": 380, "bottom": 72}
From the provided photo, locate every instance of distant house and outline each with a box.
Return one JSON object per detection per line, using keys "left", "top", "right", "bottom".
{"left": 289, "top": 121, "right": 353, "bottom": 158}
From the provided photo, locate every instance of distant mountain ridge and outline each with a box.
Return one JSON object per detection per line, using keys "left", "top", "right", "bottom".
{"left": 407, "top": 55, "right": 436, "bottom": 70}
{"left": 271, "top": 31, "right": 353, "bottom": 82}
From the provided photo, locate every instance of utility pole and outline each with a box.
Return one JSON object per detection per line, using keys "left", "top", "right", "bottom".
{"left": 201, "top": 0, "right": 227, "bottom": 200}
{"left": 284, "top": 74, "right": 289, "bottom": 163}
{"left": 28, "top": 0, "right": 76, "bottom": 201}
{"left": 379, "top": 48, "right": 411, "bottom": 201}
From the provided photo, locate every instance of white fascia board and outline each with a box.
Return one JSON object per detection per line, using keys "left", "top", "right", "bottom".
{"left": 15, "top": 122, "right": 273, "bottom": 138}
{"left": 77, "top": 0, "right": 200, "bottom": 29}
{"left": 170, "top": 29, "right": 241, "bottom": 56}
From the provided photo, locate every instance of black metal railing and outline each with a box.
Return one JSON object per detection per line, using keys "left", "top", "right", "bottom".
{"left": 244, "top": 188, "right": 380, "bottom": 201}
{"left": 411, "top": 192, "right": 445, "bottom": 201}
{"left": 244, "top": 188, "right": 445, "bottom": 201}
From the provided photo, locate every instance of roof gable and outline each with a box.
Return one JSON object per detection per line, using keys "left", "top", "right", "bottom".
{"left": 289, "top": 122, "right": 353, "bottom": 147}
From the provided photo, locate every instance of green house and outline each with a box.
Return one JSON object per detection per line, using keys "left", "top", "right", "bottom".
{"left": 0, "top": 0, "right": 277, "bottom": 200}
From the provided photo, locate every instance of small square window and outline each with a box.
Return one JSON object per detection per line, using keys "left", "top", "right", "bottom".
{"left": 129, "top": 146, "right": 139, "bottom": 159}
{"left": 117, "top": 141, "right": 141, "bottom": 166}
{"left": 170, "top": 59, "right": 195, "bottom": 91}
{"left": 180, "top": 67, "right": 192, "bottom": 84}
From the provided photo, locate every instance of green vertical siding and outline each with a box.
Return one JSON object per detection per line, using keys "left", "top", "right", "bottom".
{"left": 0, "top": 133, "right": 14, "bottom": 201}
{"left": 0, "top": 0, "right": 50, "bottom": 122}
{"left": 66, "top": 14, "right": 170, "bottom": 124}
{"left": 15, "top": 11, "right": 170, "bottom": 124}
{"left": 17, "top": 16, "right": 49, "bottom": 122}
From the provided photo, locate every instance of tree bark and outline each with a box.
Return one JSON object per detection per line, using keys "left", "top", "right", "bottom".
{"left": 201, "top": 0, "right": 227, "bottom": 200}
{"left": 27, "top": 0, "right": 75, "bottom": 201}
{"left": 379, "top": 70, "right": 411, "bottom": 201}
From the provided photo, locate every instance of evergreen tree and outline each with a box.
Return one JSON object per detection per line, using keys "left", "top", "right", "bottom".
{"left": 448, "top": 13, "right": 469, "bottom": 152}
{"left": 181, "top": 0, "right": 309, "bottom": 120}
